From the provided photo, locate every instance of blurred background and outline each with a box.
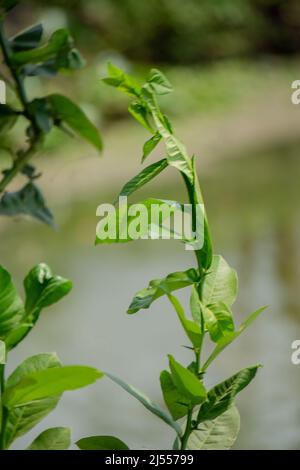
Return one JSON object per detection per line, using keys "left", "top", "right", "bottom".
{"left": 1, "top": 0, "right": 300, "bottom": 450}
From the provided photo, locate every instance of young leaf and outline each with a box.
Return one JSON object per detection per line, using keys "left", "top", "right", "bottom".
{"left": 202, "top": 255, "right": 238, "bottom": 307}
{"left": 0, "top": 265, "right": 24, "bottom": 339}
{"left": 102, "top": 63, "right": 141, "bottom": 98}
{"left": 0, "top": 182, "right": 54, "bottom": 227}
{"left": 198, "top": 366, "right": 260, "bottom": 422}
{"left": 9, "top": 24, "right": 43, "bottom": 53}
{"left": 76, "top": 436, "right": 129, "bottom": 451}
{"left": 106, "top": 372, "right": 181, "bottom": 436}
{"left": 160, "top": 370, "right": 190, "bottom": 420}
{"left": 117, "top": 158, "right": 168, "bottom": 200}
{"left": 142, "top": 132, "right": 161, "bottom": 163}
{"left": 128, "top": 102, "right": 153, "bottom": 133}
{"left": 0, "top": 339, "right": 5, "bottom": 364}
{"left": 127, "top": 268, "right": 199, "bottom": 314}
{"left": 3, "top": 366, "right": 103, "bottom": 408}
{"left": 47, "top": 94, "right": 103, "bottom": 151}
{"left": 187, "top": 406, "right": 240, "bottom": 450}
{"left": 168, "top": 355, "right": 207, "bottom": 405}
{"left": 202, "top": 302, "right": 235, "bottom": 343}
{"left": 4, "top": 353, "right": 62, "bottom": 449}
{"left": 27, "top": 427, "right": 71, "bottom": 450}
{"left": 96, "top": 198, "right": 184, "bottom": 245}
{"left": 203, "top": 306, "right": 267, "bottom": 370}
{"left": 24, "top": 263, "right": 72, "bottom": 319}
{"left": 168, "top": 294, "right": 202, "bottom": 348}
{"left": 148, "top": 69, "right": 173, "bottom": 95}
{"left": 141, "top": 85, "right": 193, "bottom": 182}
{"left": 5, "top": 263, "right": 72, "bottom": 350}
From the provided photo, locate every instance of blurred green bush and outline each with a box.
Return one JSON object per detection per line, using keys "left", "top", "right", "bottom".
{"left": 25, "top": 0, "right": 300, "bottom": 64}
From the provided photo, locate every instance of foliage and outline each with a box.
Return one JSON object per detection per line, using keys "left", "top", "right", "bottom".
{"left": 79, "top": 65, "right": 267, "bottom": 450}
{"left": 0, "top": 263, "right": 103, "bottom": 449}
{"left": 0, "top": 0, "right": 102, "bottom": 226}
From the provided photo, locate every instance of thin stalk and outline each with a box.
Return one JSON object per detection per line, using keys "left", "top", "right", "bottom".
{"left": 180, "top": 407, "right": 193, "bottom": 450}
{"left": 0, "top": 19, "right": 42, "bottom": 194}
{"left": 0, "top": 363, "right": 6, "bottom": 450}
{"left": 0, "top": 136, "right": 43, "bottom": 193}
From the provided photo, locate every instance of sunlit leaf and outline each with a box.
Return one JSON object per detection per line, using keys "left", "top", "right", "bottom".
{"left": 27, "top": 427, "right": 71, "bottom": 450}
{"left": 168, "top": 355, "right": 206, "bottom": 405}
{"left": 48, "top": 94, "right": 102, "bottom": 151}
{"left": 4, "top": 366, "right": 103, "bottom": 407}
{"left": 117, "top": 158, "right": 168, "bottom": 200}
{"left": 3, "top": 353, "right": 62, "bottom": 449}
{"left": 76, "top": 435, "right": 129, "bottom": 450}
{"left": 187, "top": 406, "right": 240, "bottom": 450}
{"left": 202, "top": 255, "right": 238, "bottom": 307}
{"left": 198, "top": 366, "right": 260, "bottom": 422}
{"left": 160, "top": 370, "right": 190, "bottom": 420}
{"left": 203, "top": 306, "right": 267, "bottom": 370}
{"left": 127, "top": 268, "right": 199, "bottom": 314}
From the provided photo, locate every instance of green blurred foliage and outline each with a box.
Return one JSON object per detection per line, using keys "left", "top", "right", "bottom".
{"left": 25, "top": 0, "right": 300, "bottom": 64}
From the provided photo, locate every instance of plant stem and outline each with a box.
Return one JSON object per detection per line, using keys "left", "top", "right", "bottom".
{"left": 180, "top": 407, "right": 193, "bottom": 450}
{"left": 0, "top": 136, "right": 43, "bottom": 193}
{"left": 0, "top": 20, "right": 28, "bottom": 110}
{"left": 0, "top": 363, "right": 6, "bottom": 450}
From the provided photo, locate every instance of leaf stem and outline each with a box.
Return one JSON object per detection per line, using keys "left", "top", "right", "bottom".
{"left": 0, "top": 363, "right": 6, "bottom": 450}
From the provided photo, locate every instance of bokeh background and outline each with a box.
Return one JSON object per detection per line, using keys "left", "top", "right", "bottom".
{"left": 1, "top": 0, "right": 300, "bottom": 449}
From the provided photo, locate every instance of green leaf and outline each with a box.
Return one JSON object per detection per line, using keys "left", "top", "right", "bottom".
{"left": 127, "top": 268, "right": 199, "bottom": 314}
{"left": 202, "top": 302, "right": 234, "bottom": 343}
{"left": 128, "top": 102, "right": 153, "bottom": 133}
{"left": 11, "top": 29, "right": 72, "bottom": 66}
{"left": 24, "top": 263, "right": 72, "bottom": 318}
{"left": 102, "top": 63, "right": 141, "bottom": 98}
{"left": 168, "top": 294, "right": 202, "bottom": 348}
{"left": 148, "top": 69, "right": 173, "bottom": 95}
{"left": 0, "top": 265, "right": 24, "bottom": 339}
{"left": 48, "top": 94, "right": 103, "bottom": 151}
{"left": 3, "top": 366, "right": 103, "bottom": 408}
{"left": 0, "top": 340, "right": 5, "bottom": 364}
{"left": 202, "top": 255, "right": 238, "bottom": 307}
{"left": 9, "top": 24, "right": 43, "bottom": 52}
{"left": 190, "top": 286, "right": 202, "bottom": 325}
{"left": 106, "top": 372, "right": 181, "bottom": 436}
{"left": 76, "top": 436, "right": 129, "bottom": 450}
{"left": 142, "top": 132, "right": 161, "bottom": 163}
{"left": 5, "top": 263, "right": 72, "bottom": 350}
{"left": 0, "top": 104, "right": 18, "bottom": 134}
{"left": 3, "top": 353, "right": 62, "bottom": 449}
{"left": 27, "top": 427, "right": 71, "bottom": 450}
{"left": 117, "top": 158, "right": 168, "bottom": 200}
{"left": 28, "top": 98, "right": 53, "bottom": 133}
{"left": 168, "top": 355, "right": 206, "bottom": 405}
{"left": 203, "top": 306, "right": 267, "bottom": 370}
{"left": 191, "top": 158, "right": 213, "bottom": 269}
{"left": 0, "top": 182, "right": 54, "bottom": 226}
{"left": 198, "top": 366, "right": 260, "bottom": 422}
{"left": 96, "top": 198, "right": 184, "bottom": 245}
{"left": 187, "top": 406, "right": 240, "bottom": 450}
{"left": 160, "top": 370, "right": 190, "bottom": 420}
{"left": 142, "top": 85, "right": 193, "bottom": 182}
